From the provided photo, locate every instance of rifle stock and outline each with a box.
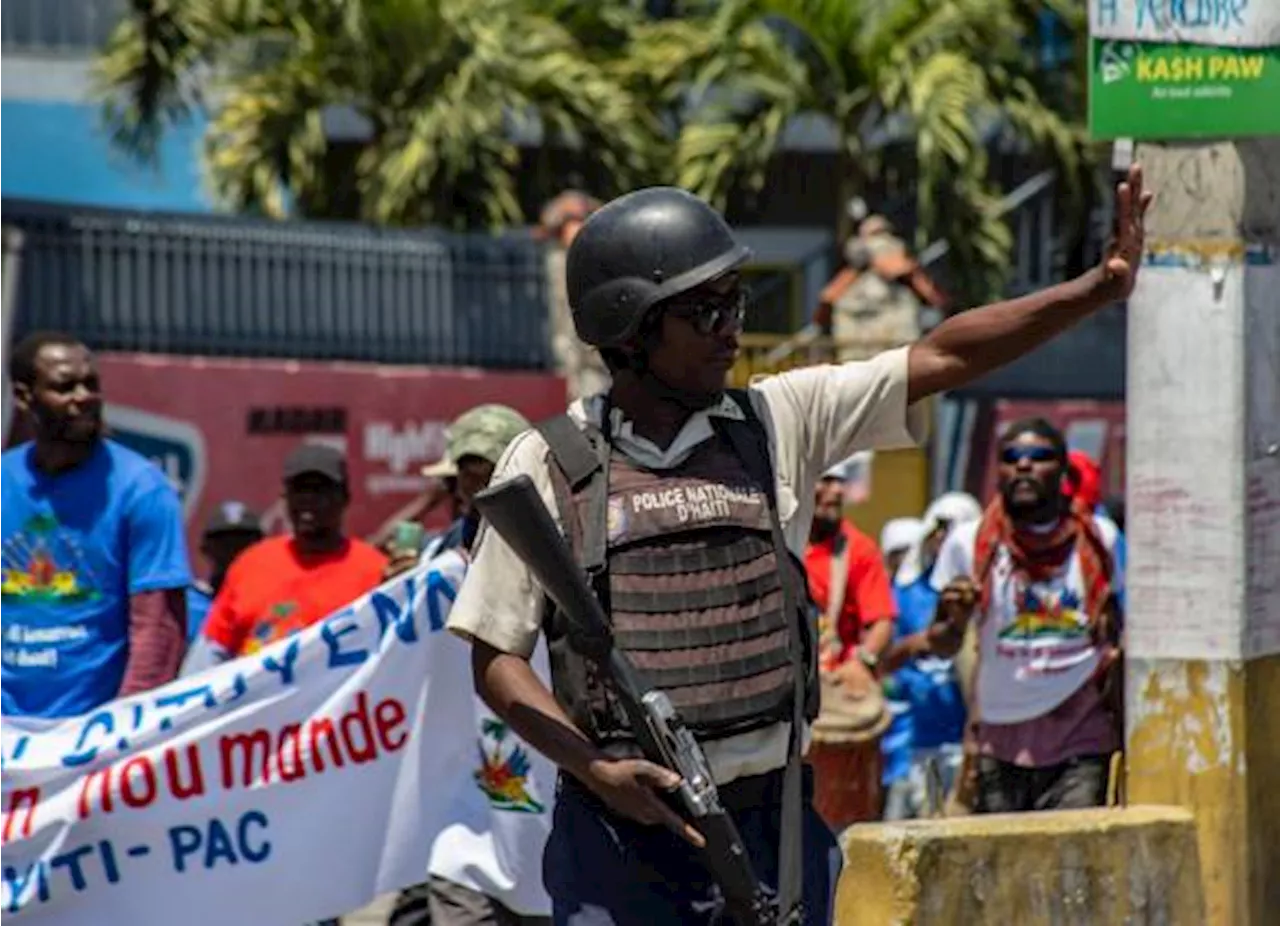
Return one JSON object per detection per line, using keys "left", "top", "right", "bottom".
{"left": 473, "top": 475, "right": 606, "bottom": 631}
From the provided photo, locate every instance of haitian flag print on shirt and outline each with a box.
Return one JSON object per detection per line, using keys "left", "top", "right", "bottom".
{"left": 1, "top": 440, "right": 191, "bottom": 718}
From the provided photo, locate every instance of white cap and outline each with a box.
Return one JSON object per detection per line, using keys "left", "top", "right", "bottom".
{"left": 895, "top": 492, "right": 984, "bottom": 586}
{"left": 822, "top": 462, "right": 850, "bottom": 482}
{"left": 880, "top": 517, "right": 924, "bottom": 556}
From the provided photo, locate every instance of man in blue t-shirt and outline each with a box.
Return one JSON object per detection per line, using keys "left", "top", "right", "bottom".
{"left": 2, "top": 332, "right": 191, "bottom": 718}
{"left": 880, "top": 492, "right": 981, "bottom": 820}
{"left": 185, "top": 501, "right": 263, "bottom": 642}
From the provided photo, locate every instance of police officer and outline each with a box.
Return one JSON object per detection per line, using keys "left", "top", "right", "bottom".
{"left": 448, "top": 168, "right": 1150, "bottom": 925}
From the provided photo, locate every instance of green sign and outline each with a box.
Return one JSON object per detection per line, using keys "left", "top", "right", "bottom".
{"left": 1089, "top": 39, "right": 1280, "bottom": 139}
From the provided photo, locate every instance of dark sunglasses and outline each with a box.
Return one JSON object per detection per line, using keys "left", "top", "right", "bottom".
{"left": 665, "top": 287, "right": 750, "bottom": 336}
{"left": 1000, "top": 445, "right": 1059, "bottom": 465}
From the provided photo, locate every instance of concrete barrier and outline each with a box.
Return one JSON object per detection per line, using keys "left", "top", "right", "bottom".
{"left": 835, "top": 806, "right": 1203, "bottom": 925}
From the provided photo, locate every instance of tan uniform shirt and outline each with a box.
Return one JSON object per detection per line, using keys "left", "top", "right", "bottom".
{"left": 449, "top": 347, "right": 928, "bottom": 784}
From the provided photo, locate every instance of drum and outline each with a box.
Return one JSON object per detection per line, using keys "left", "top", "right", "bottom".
{"left": 808, "top": 669, "right": 892, "bottom": 831}
{"left": 808, "top": 736, "right": 884, "bottom": 831}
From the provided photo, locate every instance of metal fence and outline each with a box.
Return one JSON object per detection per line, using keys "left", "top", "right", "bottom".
{"left": 2, "top": 200, "right": 552, "bottom": 370}
{"left": 1, "top": 0, "right": 124, "bottom": 52}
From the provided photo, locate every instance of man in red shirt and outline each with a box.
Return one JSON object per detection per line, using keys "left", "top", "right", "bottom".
{"left": 804, "top": 467, "right": 898, "bottom": 827}
{"left": 805, "top": 470, "right": 898, "bottom": 677}
{"left": 185, "top": 443, "right": 387, "bottom": 670}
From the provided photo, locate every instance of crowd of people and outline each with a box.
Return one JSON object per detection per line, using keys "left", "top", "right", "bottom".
{"left": 0, "top": 328, "right": 540, "bottom": 925}
{"left": 804, "top": 430, "right": 1125, "bottom": 830}
{"left": 2, "top": 164, "right": 1149, "bottom": 926}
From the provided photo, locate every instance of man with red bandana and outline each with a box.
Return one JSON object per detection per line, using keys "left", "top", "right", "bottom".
{"left": 930, "top": 419, "right": 1124, "bottom": 813}
{"left": 1064, "top": 448, "right": 1126, "bottom": 613}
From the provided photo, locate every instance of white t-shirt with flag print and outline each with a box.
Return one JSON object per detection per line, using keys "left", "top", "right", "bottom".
{"left": 931, "top": 517, "right": 1122, "bottom": 725}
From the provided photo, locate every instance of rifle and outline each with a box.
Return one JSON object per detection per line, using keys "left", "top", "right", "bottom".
{"left": 473, "top": 474, "right": 779, "bottom": 926}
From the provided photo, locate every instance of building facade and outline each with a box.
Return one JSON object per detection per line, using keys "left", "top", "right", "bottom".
{"left": 3, "top": 0, "right": 213, "bottom": 210}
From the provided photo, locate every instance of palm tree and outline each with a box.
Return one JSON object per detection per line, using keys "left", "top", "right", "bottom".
{"left": 96, "top": 0, "right": 657, "bottom": 230}
{"left": 630, "top": 0, "right": 1089, "bottom": 302}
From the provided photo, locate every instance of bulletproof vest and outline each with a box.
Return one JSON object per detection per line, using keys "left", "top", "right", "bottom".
{"left": 538, "top": 396, "right": 818, "bottom": 756}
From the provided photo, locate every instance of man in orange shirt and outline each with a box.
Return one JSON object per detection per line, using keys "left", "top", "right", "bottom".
{"left": 804, "top": 467, "right": 898, "bottom": 828}
{"left": 184, "top": 442, "right": 387, "bottom": 670}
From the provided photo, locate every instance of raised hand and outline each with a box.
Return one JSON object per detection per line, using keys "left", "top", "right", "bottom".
{"left": 1099, "top": 163, "right": 1155, "bottom": 302}
{"left": 936, "top": 576, "right": 977, "bottom": 631}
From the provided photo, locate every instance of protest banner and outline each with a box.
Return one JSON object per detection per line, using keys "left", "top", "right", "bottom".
{"left": 0, "top": 552, "right": 554, "bottom": 924}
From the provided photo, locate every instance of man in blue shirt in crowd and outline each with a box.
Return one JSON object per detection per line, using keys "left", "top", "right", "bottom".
{"left": 185, "top": 501, "right": 263, "bottom": 641}
{"left": 2, "top": 331, "right": 191, "bottom": 718}
{"left": 880, "top": 492, "right": 981, "bottom": 820}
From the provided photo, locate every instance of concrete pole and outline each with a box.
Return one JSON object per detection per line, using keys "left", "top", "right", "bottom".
{"left": 1124, "top": 139, "right": 1280, "bottom": 925}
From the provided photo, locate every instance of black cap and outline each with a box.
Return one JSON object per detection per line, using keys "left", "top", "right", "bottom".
{"left": 282, "top": 442, "right": 347, "bottom": 485}
{"left": 204, "top": 500, "right": 263, "bottom": 537}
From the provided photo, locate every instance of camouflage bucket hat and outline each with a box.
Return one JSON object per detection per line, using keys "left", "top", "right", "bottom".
{"left": 422, "top": 404, "right": 531, "bottom": 477}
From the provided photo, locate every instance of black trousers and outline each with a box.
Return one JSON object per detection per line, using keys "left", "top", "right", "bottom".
{"left": 542, "top": 767, "right": 841, "bottom": 926}
{"left": 973, "top": 754, "right": 1110, "bottom": 814}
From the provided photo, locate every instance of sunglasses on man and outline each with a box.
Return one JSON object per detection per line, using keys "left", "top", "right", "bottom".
{"left": 1000, "top": 445, "right": 1060, "bottom": 465}
{"left": 664, "top": 287, "right": 750, "bottom": 336}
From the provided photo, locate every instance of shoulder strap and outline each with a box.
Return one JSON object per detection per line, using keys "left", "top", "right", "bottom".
{"left": 714, "top": 388, "right": 777, "bottom": 505}
{"left": 713, "top": 388, "right": 806, "bottom": 925}
{"left": 825, "top": 531, "right": 850, "bottom": 629}
{"left": 536, "top": 414, "right": 600, "bottom": 490}
{"left": 535, "top": 413, "right": 610, "bottom": 574}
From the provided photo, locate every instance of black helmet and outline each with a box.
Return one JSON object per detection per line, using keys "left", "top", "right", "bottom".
{"left": 565, "top": 187, "right": 752, "bottom": 348}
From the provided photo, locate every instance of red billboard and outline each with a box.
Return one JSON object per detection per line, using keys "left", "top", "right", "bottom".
{"left": 6, "top": 352, "right": 567, "bottom": 554}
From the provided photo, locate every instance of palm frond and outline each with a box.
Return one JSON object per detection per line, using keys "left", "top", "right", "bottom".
{"left": 752, "top": 0, "right": 865, "bottom": 103}
{"left": 496, "top": 18, "right": 659, "bottom": 195}
{"left": 624, "top": 19, "right": 721, "bottom": 106}
{"left": 95, "top": 0, "right": 218, "bottom": 162}
{"left": 1001, "top": 78, "right": 1087, "bottom": 199}
{"left": 100, "top": 0, "right": 659, "bottom": 230}
{"left": 360, "top": 57, "right": 521, "bottom": 230}
{"left": 94, "top": 0, "right": 304, "bottom": 161}
{"left": 936, "top": 177, "right": 1015, "bottom": 302}
{"left": 669, "top": 11, "right": 810, "bottom": 202}
{"left": 202, "top": 59, "right": 329, "bottom": 217}
{"left": 897, "top": 51, "right": 990, "bottom": 273}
